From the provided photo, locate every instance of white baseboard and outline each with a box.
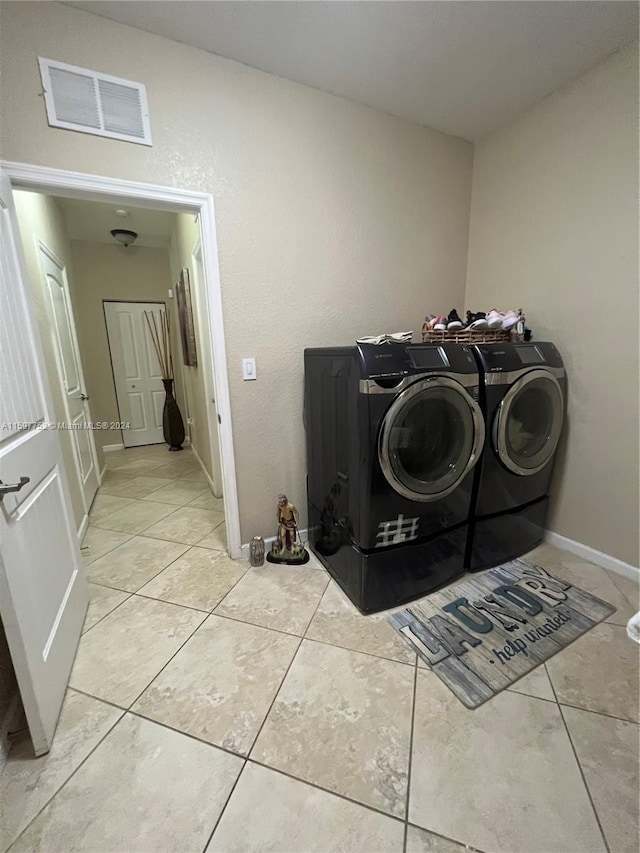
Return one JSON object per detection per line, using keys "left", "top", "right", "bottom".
{"left": 102, "top": 443, "right": 125, "bottom": 453}
{"left": 545, "top": 530, "right": 639, "bottom": 582}
{"left": 240, "top": 528, "right": 309, "bottom": 560}
{"left": 77, "top": 512, "right": 89, "bottom": 544}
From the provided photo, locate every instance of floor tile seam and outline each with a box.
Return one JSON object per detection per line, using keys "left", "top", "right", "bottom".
{"left": 209, "top": 569, "right": 331, "bottom": 639}
{"left": 80, "top": 591, "right": 135, "bottom": 636}
{"left": 209, "top": 602, "right": 309, "bottom": 639}
{"left": 557, "top": 701, "right": 640, "bottom": 727}
{"left": 280, "top": 573, "right": 331, "bottom": 637}
{"left": 199, "top": 756, "right": 249, "bottom": 853}
{"left": 67, "top": 686, "right": 128, "bottom": 712}
{"left": 7, "top": 703, "right": 126, "bottom": 850}
{"left": 131, "top": 591, "right": 212, "bottom": 615}
{"left": 138, "top": 496, "right": 199, "bottom": 508}
{"left": 601, "top": 569, "right": 639, "bottom": 607}
{"left": 195, "top": 563, "right": 253, "bottom": 617}
{"left": 88, "top": 497, "right": 137, "bottom": 522}
{"left": 126, "top": 708, "right": 247, "bottom": 761}
{"left": 301, "top": 634, "right": 417, "bottom": 669}
{"left": 544, "top": 663, "right": 611, "bottom": 853}
{"left": 244, "top": 756, "right": 407, "bottom": 825}
{"left": 80, "top": 530, "right": 135, "bottom": 565}
{"left": 406, "top": 821, "right": 487, "bottom": 853}
{"left": 122, "top": 607, "right": 212, "bottom": 711}
{"left": 504, "top": 686, "right": 557, "bottom": 704}
{"left": 244, "top": 634, "right": 306, "bottom": 758}
{"left": 139, "top": 485, "right": 211, "bottom": 506}
{"left": 85, "top": 539, "right": 192, "bottom": 595}
{"left": 557, "top": 703, "right": 612, "bottom": 853}
{"left": 138, "top": 513, "right": 226, "bottom": 545}
{"left": 244, "top": 581, "right": 352, "bottom": 762}
{"left": 89, "top": 501, "right": 178, "bottom": 535}
{"left": 403, "top": 656, "right": 419, "bottom": 853}
{"left": 196, "top": 518, "right": 227, "bottom": 538}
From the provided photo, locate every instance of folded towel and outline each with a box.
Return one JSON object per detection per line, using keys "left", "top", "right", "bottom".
{"left": 357, "top": 331, "right": 413, "bottom": 345}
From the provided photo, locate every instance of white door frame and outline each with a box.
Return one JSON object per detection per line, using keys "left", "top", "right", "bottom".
{"left": 1, "top": 160, "right": 242, "bottom": 560}
{"left": 36, "top": 237, "right": 101, "bottom": 513}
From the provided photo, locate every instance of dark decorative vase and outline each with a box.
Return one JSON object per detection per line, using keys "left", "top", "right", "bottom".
{"left": 162, "top": 378, "right": 185, "bottom": 451}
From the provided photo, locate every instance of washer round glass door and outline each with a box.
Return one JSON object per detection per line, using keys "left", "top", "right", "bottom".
{"left": 494, "top": 369, "right": 564, "bottom": 476}
{"left": 378, "top": 376, "right": 484, "bottom": 502}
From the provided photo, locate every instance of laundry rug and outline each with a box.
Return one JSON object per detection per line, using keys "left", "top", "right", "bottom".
{"left": 388, "top": 558, "right": 615, "bottom": 709}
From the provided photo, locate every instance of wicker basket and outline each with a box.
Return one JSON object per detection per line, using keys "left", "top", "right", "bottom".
{"left": 421, "top": 326, "right": 523, "bottom": 344}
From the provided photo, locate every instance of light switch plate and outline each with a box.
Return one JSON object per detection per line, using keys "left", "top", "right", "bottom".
{"left": 242, "top": 357, "right": 257, "bottom": 380}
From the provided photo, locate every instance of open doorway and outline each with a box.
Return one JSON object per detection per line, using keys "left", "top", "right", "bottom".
{"left": 5, "top": 165, "right": 240, "bottom": 561}
{"left": 0, "top": 163, "right": 241, "bottom": 757}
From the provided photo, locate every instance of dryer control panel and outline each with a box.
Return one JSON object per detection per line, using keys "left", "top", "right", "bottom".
{"left": 474, "top": 341, "right": 563, "bottom": 373}
{"left": 357, "top": 342, "right": 478, "bottom": 378}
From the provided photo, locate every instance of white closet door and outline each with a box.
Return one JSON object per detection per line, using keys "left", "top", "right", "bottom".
{"left": 104, "top": 301, "right": 166, "bottom": 447}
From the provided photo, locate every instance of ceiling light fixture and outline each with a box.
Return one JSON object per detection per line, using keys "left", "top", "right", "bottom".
{"left": 110, "top": 228, "right": 138, "bottom": 248}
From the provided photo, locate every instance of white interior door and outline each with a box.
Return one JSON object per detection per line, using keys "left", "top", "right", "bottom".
{"left": 38, "top": 242, "right": 99, "bottom": 511}
{"left": 192, "top": 242, "right": 223, "bottom": 497}
{"left": 0, "top": 168, "right": 88, "bottom": 756}
{"left": 104, "top": 301, "right": 166, "bottom": 447}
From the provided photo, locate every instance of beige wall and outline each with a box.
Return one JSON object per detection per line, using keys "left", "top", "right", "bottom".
{"left": 169, "top": 213, "right": 223, "bottom": 493}
{"left": 13, "top": 191, "right": 87, "bottom": 529}
{"left": 68, "top": 240, "right": 182, "bottom": 455}
{"left": 0, "top": 2, "right": 473, "bottom": 542}
{"left": 466, "top": 42, "right": 639, "bottom": 567}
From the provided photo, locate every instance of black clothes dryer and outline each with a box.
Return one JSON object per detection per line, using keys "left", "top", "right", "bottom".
{"left": 467, "top": 342, "right": 566, "bottom": 572}
{"left": 304, "top": 343, "right": 484, "bottom": 613}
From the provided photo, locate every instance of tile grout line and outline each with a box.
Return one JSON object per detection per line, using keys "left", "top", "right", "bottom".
{"left": 403, "top": 656, "right": 419, "bottom": 853}
{"left": 117, "top": 552, "right": 252, "bottom": 714}
{"left": 405, "top": 820, "right": 488, "bottom": 853}
{"left": 67, "top": 685, "right": 128, "bottom": 713}
{"left": 8, "top": 703, "right": 127, "bottom": 850}
{"left": 123, "top": 610, "right": 212, "bottom": 711}
{"left": 84, "top": 540, "right": 192, "bottom": 598}
{"left": 81, "top": 531, "right": 135, "bottom": 567}
{"left": 544, "top": 662, "right": 612, "bottom": 853}
{"left": 57, "top": 690, "right": 474, "bottom": 849}
{"left": 246, "top": 755, "right": 408, "bottom": 824}
{"left": 80, "top": 591, "right": 135, "bottom": 637}
{"left": 557, "top": 700, "right": 640, "bottom": 727}
{"left": 242, "top": 576, "right": 332, "bottom": 758}
{"left": 194, "top": 585, "right": 328, "bottom": 853}
{"left": 199, "top": 757, "right": 249, "bottom": 853}
{"left": 303, "top": 633, "right": 416, "bottom": 669}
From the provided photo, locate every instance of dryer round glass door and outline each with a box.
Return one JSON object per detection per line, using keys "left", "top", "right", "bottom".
{"left": 378, "top": 376, "right": 484, "bottom": 502}
{"left": 494, "top": 369, "right": 564, "bottom": 476}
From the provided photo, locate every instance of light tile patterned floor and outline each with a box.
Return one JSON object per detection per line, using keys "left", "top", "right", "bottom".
{"left": 2, "top": 446, "right": 638, "bottom": 853}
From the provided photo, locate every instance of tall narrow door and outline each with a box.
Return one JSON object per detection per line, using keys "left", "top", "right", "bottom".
{"left": 104, "top": 301, "right": 166, "bottom": 447}
{"left": 0, "top": 168, "right": 88, "bottom": 756}
{"left": 38, "top": 242, "right": 99, "bottom": 511}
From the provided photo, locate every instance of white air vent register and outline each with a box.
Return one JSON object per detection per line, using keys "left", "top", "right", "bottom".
{"left": 38, "top": 58, "right": 152, "bottom": 146}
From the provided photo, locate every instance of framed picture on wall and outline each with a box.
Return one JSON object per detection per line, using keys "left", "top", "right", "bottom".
{"left": 176, "top": 267, "right": 198, "bottom": 367}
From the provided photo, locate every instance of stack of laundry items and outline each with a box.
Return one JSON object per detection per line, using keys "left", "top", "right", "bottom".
{"left": 356, "top": 331, "right": 413, "bottom": 345}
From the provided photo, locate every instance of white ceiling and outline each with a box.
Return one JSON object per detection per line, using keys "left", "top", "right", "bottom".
{"left": 57, "top": 197, "right": 176, "bottom": 248}
{"left": 69, "top": 1, "right": 638, "bottom": 140}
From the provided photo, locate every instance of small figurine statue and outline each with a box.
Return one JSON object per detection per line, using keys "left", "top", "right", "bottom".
{"left": 249, "top": 536, "right": 265, "bottom": 567}
{"left": 267, "top": 493, "right": 310, "bottom": 565}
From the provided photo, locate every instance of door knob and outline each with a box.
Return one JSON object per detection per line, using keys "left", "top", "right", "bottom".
{"left": 80, "top": 393, "right": 90, "bottom": 401}
{"left": 0, "top": 476, "right": 30, "bottom": 498}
